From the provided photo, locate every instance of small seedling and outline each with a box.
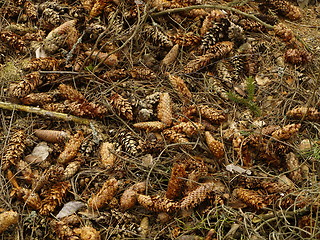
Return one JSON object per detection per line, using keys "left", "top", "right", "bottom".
{"left": 227, "top": 76, "right": 261, "bottom": 117}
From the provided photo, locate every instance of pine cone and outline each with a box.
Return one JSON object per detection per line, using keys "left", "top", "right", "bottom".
{"left": 143, "top": 24, "right": 173, "bottom": 47}
{"left": 90, "top": 0, "right": 110, "bottom": 18}
{"left": 0, "top": 211, "right": 19, "bottom": 234}
{"left": 32, "top": 165, "right": 65, "bottom": 192}
{"left": 201, "top": 19, "right": 230, "bottom": 52}
{"left": 21, "top": 92, "right": 55, "bottom": 106}
{"left": 167, "top": 73, "right": 192, "bottom": 104}
{"left": 57, "top": 131, "right": 84, "bottom": 165}
{"left": 184, "top": 42, "right": 233, "bottom": 73}
{"left": 22, "top": 57, "right": 64, "bottom": 71}
{"left": 128, "top": 66, "right": 157, "bottom": 80}
{"left": 51, "top": 219, "right": 80, "bottom": 240}
{"left": 234, "top": 187, "right": 267, "bottom": 210}
{"left": 44, "top": 20, "right": 79, "bottom": 52}
{"left": 63, "top": 160, "right": 83, "bottom": 180}
{"left": 44, "top": 100, "right": 108, "bottom": 118}
{"left": 88, "top": 178, "right": 119, "bottom": 210}
{"left": 157, "top": 92, "right": 173, "bottom": 126}
{"left": 100, "top": 69, "right": 128, "bottom": 81}
{"left": 285, "top": 152, "right": 302, "bottom": 183}
{"left": 181, "top": 181, "right": 226, "bottom": 209}
{"left": 34, "top": 129, "right": 70, "bottom": 143}
{"left": 73, "top": 226, "right": 100, "bottom": 240}
{"left": 287, "top": 107, "right": 320, "bottom": 121}
{"left": 170, "top": 32, "right": 201, "bottom": 47}
{"left": 110, "top": 92, "right": 133, "bottom": 121}
{"left": 205, "top": 131, "right": 224, "bottom": 158}
{"left": 163, "top": 129, "right": 191, "bottom": 150}
{"left": 0, "top": 31, "right": 27, "bottom": 53}
{"left": 120, "top": 182, "right": 146, "bottom": 211}
{"left": 284, "top": 48, "right": 312, "bottom": 65}
{"left": 118, "top": 130, "right": 139, "bottom": 155}
{"left": 133, "top": 121, "right": 166, "bottom": 132}
{"left": 2, "top": 130, "right": 27, "bottom": 171}
{"left": 137, "top": 194, "right": 179, "bottom": 212}
{"left": 40, "top": 181, "right": 71, "bottom": 215}
{"left": 263, "top": 0, "right": 302, "bottom": 20}
{"left": 274, "top": 23, "right": 296, "bottom": 45}
{"left": 23, "top": 1, "right": 37, "bottom": 20}
{"left": 41, "top": 8, "right": 61, "bottom": 26}
{"left": 183, "top": 53, "right": 215, "bottom": 73}
{"left": 271, "top": 123, "right": 301, "bottom": 140}
{"left": 182, "top": 105, "right": 227, "bottom": 125}
{"left": 166, "top": 163, "right": 187, "bottom": 200}
{"left": 200, "top": 10, "right": 226, "bottom": 36}
{"left": 162, "top": 44, "right": 179, "bottom": 66}
{"left": 238, "top": 19, "right": 266, "bottom": 32}
{"left": 9, "top": 72, "right": 42, "bottom": 98}
{"left": 18, "top": 188, "right": 42, "bottom": 210}
{"left": 171, "top": 122, "right": 204, "bottom": 136}
{"left": 99, "top": 142, "right": 117, "bottom": 169}
{"left": 58, "top": 84, "right": 85, "bottom": 102}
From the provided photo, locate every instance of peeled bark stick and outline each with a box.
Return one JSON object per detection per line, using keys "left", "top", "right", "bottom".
{"left": 0, "top": 101, "right": 93, "bottom": 125}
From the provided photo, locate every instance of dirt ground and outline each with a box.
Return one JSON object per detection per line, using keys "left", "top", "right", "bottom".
{"left": 0, "top": 0, "right": 320, "bottom": 239}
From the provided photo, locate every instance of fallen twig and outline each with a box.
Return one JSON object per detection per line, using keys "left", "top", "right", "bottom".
{"left": 0, "top": 101, "right": 94, "bottom": 125}
{"left": 92, "top": 3, "right": 149, "bottom": 72}
{"left": 150, "top": 4, "right": 274, "bottom": 30}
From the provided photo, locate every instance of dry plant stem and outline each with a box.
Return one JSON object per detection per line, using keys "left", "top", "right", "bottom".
{"left": 254, "top": 207, "right": 310, "bottom": 232}
{"left": 0, "top": 101, "right": 93, "bottom": 125}
{"left": 92, "top": 4, "right": 149, "bottom": 72}
{"left": 151, "top": 5, "right": 274, "bottom": 30}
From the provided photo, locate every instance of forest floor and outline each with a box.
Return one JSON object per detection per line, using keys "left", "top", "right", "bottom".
{"left": 0, "top": 0, "right": 320, "bottom": 239}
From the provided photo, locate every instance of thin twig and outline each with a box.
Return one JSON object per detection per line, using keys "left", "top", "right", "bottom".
{"left": 66, "top": 31, "right": 85, "bottom": 64}
{"left": 92, "top": 3, "right": 149, "bottom": 72}
{"left": 39, "top": 71, "right": 81, "bottom": 74}
{"left": 150, "top": 4, "right": 274, "bottom": 30}
{"left": 80, "top": 9, "right": 120, "bottom": 72}
{"left": 0, "top": 101, "right": 95, "bottom": 125}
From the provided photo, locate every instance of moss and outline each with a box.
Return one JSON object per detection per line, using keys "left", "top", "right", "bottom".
{"left": 0, "top": 61, "right": 23, "bottom": 84}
